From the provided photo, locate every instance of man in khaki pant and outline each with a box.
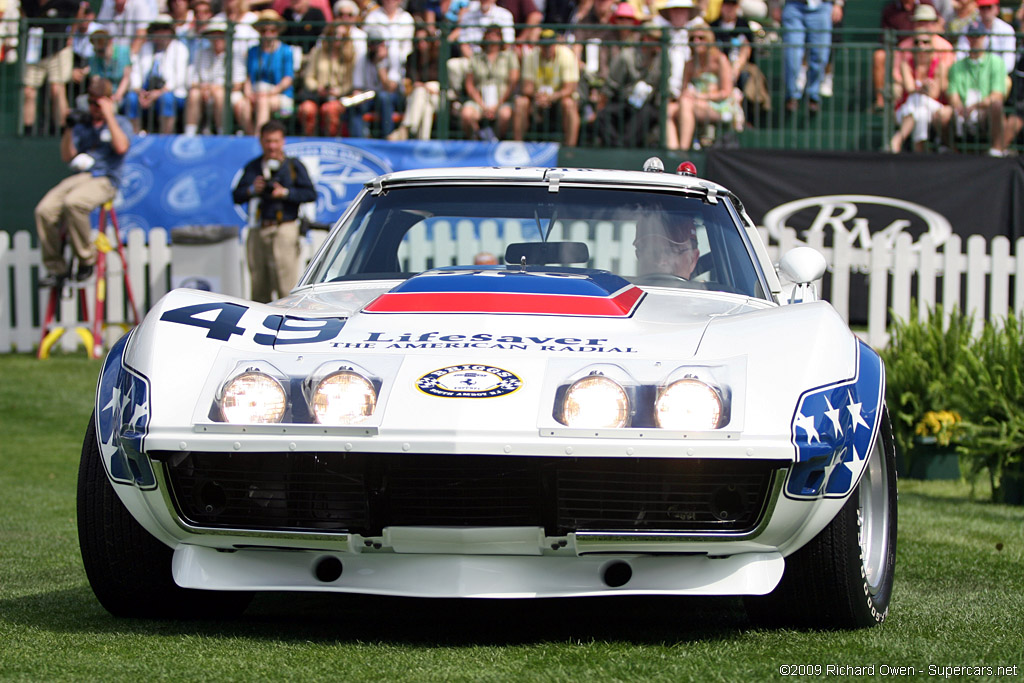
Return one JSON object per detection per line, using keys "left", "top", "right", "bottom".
{"left": 35, "top": 78, "right": 132, "bottom": 288}
{"left": 231, "top": 120, "right": 317, "bottom": 303}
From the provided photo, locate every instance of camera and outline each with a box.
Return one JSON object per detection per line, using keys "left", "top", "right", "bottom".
{"left": 148, "top": 75, "right": 167, "bottom": 90}
{"left": 65, "top": 109, "right": 92, "bottom": 129}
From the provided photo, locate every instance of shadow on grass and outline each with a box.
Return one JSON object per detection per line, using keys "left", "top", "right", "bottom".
{"left": 1, "top": 586, "right": 755, "bottom": 645}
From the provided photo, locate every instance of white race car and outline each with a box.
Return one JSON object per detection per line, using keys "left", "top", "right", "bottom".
{"left": 78, "top": 162, "right": 896, "bottom": 629}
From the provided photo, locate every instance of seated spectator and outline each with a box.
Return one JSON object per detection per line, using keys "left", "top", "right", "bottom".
{"left": 390, "top": 24, "right": 444, "bottom": 140}
{"left": 949, "top": 0, "right": 978, "bottom": 35}
{"left": 457, "top": 0, "right": 515, "bottom": 59}
{"left": 333, "top": 0, "right": 368, "bottom": 63}
{"left": 947, "top": 21, "right": 1007, "bottom": 155}
{"left": 71, "top": 3, "right": 99, "bottom": 87}
{"left": 184, "top": 21, "right": 247, "bottom": 135}
{"left": 237, "top": 10, "right": 295, "bottom": 135}
{"left": 497, "top": 0, "right": 542, "bottom": 45}
{"left": 460, "top": 23, "right": 519, "bottom": 140}
{"left": 1001, "top": 51, "right": 1024, "bottom": 150}
{"left": 215, "top": 0, "right": 261, "bottom": 67}
{"left": 653, "top": 0, "right": 699, "bottom": 148}
{"left": 273, "top": 0, "right": 336, "bottom": 24}
{"left": 873, "top": 0, "right": 937, "bottom": 111}
{"left": 181, "top": 0, "right": 216, "bottom": 62}
{"left": 889, "top": 30, "right": 951, "bottom": 152}
{"left": 348, "top": 25, "right": 404, "bottom": 138}
{"left": 711, "top": 0, "right": 769, "bottom": 121}
{"left": 296, "top": 20, "right": 358, "bottom": 136}
{"left": 513, "top": 28, "right": 580, "bottom": 146}
{"left": 364, "top": 0, "right": 415, "bottom": 65}
{"left": 97, "top": 0, "right": 155, "bottom": 56}
{"left": 168, "top": 0, "right": 192, "bottom": 38}
{"left": 80, "top": 25, "right": 132, "bottom": 110}
{"left": 425, "top": 0, "right": 471, "bottom": 34}
{"left": 893, "top": 3, "right": 954, "bottom": 101}
{"left": 678, "top": 22, "right": 737, "bottom": 150}
{"left": 953, "top": 0, "right": 1014, "bottom": 73}
{"left": 282, "top": 0, "right": 328, "bottom": 54}
{"left": 573, "top": 0, "right": 621, "bottom": 123}
{"left": 124, "top": 15, "right": 190, "bottom": 133}
{"left": 593, "top": 20, "right": 664, "bottom": 148}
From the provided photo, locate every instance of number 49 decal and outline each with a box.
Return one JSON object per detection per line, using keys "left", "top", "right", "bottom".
{"left": 160, "top": 302, "right": 345, "bottom": 346}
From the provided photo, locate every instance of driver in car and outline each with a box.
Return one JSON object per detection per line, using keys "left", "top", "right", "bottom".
{"left": 633, "top": 212, "right": 701, "bottom": 280}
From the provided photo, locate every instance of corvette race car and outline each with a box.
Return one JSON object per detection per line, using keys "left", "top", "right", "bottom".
{"left": 78, "top": 161, "right": 896, "bottom": 629}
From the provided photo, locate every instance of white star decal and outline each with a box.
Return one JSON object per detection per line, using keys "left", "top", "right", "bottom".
{"left": 847, "top": 390, "right": 869, "bottom": 433}
{"left": 823, "top": 395, "right": 843, "bottom": 437}
{"left": 794, "top": 411, "right": 820, "bottom": 442}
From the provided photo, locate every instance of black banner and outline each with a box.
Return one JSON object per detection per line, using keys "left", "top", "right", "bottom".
{"left": 705, "top": 150, "right": 1024, "bottom": 245}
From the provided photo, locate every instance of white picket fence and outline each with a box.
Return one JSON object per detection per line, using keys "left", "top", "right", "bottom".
{"left": 2, "top": 225, "right": 1022, "bottom": 354}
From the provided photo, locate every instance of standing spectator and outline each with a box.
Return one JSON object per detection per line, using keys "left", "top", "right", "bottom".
{"left": 124, "top": 15, "right": 190, "bottom": 133}
{"left": 296, "top": 19, "right": 358, "bottom": 135}
{"left": 184, "top": 21, "right": 246, "bottom": 135}
{"left": 954, "top": 0, "right": 1014, "bottom": 73}
{"left": 390, "top": 24, "right": 444, "bottom": 140}
{"left": 678, "top": 21, "right": 736, "bottom": 149}
{"left": 231, "top": 120, "right": 317, "bottom": 303}
{"left": 871, "top": 0, "right": 936, "bottom": 111}
{"left": 363, "top": 0, "right": 415, "bottom": 64}
{"left": 594, "top": 20, "right": 664, "bottom": 148}
{"left": 457, "top": 0, "right": 515, "bottom": 58}
{"left": 460, "top": 23, "right": 518, "bottom": 140}
{"left": 775, "top": 0, "right": 834, "bottom": 114}
{"left": 21, "top": 0, "right": 81, "bottom": 135}
{"left": 889, "top": 30, "right": 951, "bottom": 152}
{"left": 282, "top": 0, "right": 327, "bottom": 54}
{"left": 514, "top": 28, "right": 580, "bottom": 146}
{"left": 348, "top": 25, "right": 404, "bottom": 137}
{"left": 35, "top": 79, "right": 132, "bottom": 287}
{"left": 97, "top": 0, "right": 156, "bottom": 55}
{"left": 947, "top": 21, "right": 1007, "bottom": 155}
{"left": 237, "top": 10, "right": 295, "bottom": 135}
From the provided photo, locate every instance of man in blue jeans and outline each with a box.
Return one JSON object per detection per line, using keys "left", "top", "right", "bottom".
{"left": 775, "top": 0, "right": 840, "bottom": 114}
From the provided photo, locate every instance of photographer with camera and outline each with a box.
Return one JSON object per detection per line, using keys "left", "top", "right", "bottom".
{"left": 231, "top": 120, "right": 316, "bottom": 303}
{"left": 35, "top": 78, "right": 132, "bottom": 289}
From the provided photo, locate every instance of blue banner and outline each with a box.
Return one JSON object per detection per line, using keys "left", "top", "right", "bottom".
{"left": 113, "top": 136, "right": 560, "bottom": 235}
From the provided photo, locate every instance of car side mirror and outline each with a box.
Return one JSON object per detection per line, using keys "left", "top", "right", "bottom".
{"left": 778, "top": 247, "right": 827, "bottom": 304}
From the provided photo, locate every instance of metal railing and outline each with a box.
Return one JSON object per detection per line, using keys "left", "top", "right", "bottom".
{"left": 1, "top": 20, "right": 1020, "bottom": 153}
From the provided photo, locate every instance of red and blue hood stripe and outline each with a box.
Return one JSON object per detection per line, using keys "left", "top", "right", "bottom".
{"left": 362, "top": 267, "right": 645, "bottom": 317}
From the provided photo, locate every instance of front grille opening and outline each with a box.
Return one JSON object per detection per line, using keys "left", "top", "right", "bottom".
{"left": 158, "top": 451, "right": 781, "bottom": 536}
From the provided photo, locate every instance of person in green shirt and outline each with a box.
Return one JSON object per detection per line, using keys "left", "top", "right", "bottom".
{"left": 947, "top": 21, "right": 1008, "bottom": 156}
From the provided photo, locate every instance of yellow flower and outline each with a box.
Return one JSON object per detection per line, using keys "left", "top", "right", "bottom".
{"left": 915, "top": 410, "right": 962, "bottom": 446}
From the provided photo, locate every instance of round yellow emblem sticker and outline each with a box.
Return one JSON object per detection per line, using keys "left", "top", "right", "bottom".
{"left": 416, "top": 365, "right": 523, "bottom": 398}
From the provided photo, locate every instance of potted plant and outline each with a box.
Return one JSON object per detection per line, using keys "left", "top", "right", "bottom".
{"left": 910, "top": 410, "right": 963, "bottom": 480}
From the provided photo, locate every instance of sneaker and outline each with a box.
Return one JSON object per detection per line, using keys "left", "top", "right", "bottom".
{"left": 38, "top": 272, "right": 64, "bottom": 288}
{"left": 988, "top": 148, "right": 1008, "bottom": 157}
{"left": 386, "top": 126, "right": 409, "bottom": 141}
{"left": 72, "top": 263, "right": 94, "bottom": 282}
{"left": 821, "top": 72, "right": 834, "bottom": 98}
{"left": 795, "top": 64, "right": 807, "bottom": 93}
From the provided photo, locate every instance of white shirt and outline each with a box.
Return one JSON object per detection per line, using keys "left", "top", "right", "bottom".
{"left": 458, "top": 2, "right": 516, "bottom": 51}
{"left": 97, "top": 0, "right": 156, "bottom": 52}
{"left": 363, "top": 7, "right": 415, "bottom": 63}
{"left": 131, "top": 37, "right": 190, "bottom": 97}
{"left": 954, "top": 17, "right": 1016, "bottom": 73}
{"left": 190, "top": 44, "right": 246, "bottom": 86}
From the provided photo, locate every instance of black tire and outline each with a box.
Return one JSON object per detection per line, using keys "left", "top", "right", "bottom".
{"left": 77, "top": 412, "right": 253, "bottom": 618}
{"left": 745, "top": 407, "right": 898, "bottom": 630}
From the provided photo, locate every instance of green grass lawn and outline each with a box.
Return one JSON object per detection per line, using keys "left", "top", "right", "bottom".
{"left": 1, "top": 353, "right": 1022, "bottom": 681}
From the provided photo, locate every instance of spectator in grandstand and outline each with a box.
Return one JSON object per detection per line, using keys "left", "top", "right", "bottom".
{"left": 542, "top": 0, "right": 583, "bottom": 27}
{"left": 97, "top": 0, "right": 156, "bottom": 55}
{"left": 457, "top": 0, "right": 515, "bottom": 58}
{"left": 498, "top": 0, "right": 542, "bottom": 44}
{"left": 425, "top": 0, "right": 471, "bottom": 30}
{"left": 1000, "top": 51, "right": 1024, "bottom": 150}
{"left": 654, "top": 0, "right": 701, "bottom": 148}
{"left": 215, "top": 0, "right": 261, "bottom": 66}
{"left": 889, "top": 29, "right": 951, "bottom": 152}
{"left": 947, "top": 20, "right": 1007, "bottom": 155}
{"left": 282, "top": 0, "right": 328, "bottom": 54}
{"left": 181, "top": 0, "right": 215, "bottom": 62}
{"left": 593, "top": 20, "right": 664, "bottom": 148}
{"left": 872, "top": 0, "right": 937, "bottom": 111}
{"left": 71, "top": 3, "right": 99, "bottom": 82}
{"left": 347, "top": 25, "right": 404, "bottom": 138}
{"left": 389, "top": 24, "right": 443, "bottom": 139}
{"left": 81, "top": 25, "right": 132, "bottom": 108}
{"left": 364, "top": 0, "right": 415, "bottom": 64}
{"left": 333, "top": 0, "right": 368, "bottom": 62}
{"left": 167, "top": 0, "right": 192, "bottom": 37}
{"left": 514, "top": 28, "right": 580, "bottom": 146}
{"left": 678, "top": 21, "right": 738, "bottom": 149}
{"left": 184, "top": 21, "right": 246, "bottom": 135}
{"left": 21, "top": 0, "right": 81, "bottom": 135}
{"left": 231, "top": 120, "right": 317, "bottom": 303}
{"left": 35, "top": 78, "right": 131, "bottom": 288}
{"left": 891, "top": 5, "right": 953, "bottom": 103}
{"left": 274, "top": 0, "right": 335, "bottom": 24}
{"left": 296, "top": 19, "right": 358, "bottom": 135}
{"left": 237, "top": 10, "right": 295, "bottom": 135}
{"left": 572, "top": 0, "right": 620, "bottom": 123}
{"left": 775, "top": 0, "right": 834, "bottom": 115}
{"left": 954, "top": 0, "right": 1014, "bottom": 73}
{"left": 710, "top": 0, "right": 769, "bottom": 118}
{"left": 460, "top": 23, "right": 519, "bottom": 140}
{"left": 124, "top": 15, "right": 190, "bottom": 133}
{"left": 948, "top": 0, "right": 978, "bottom": 35}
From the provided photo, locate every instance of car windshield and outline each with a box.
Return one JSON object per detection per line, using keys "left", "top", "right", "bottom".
{"left": 305, "top": 184, "right": 768, "bottom": 298}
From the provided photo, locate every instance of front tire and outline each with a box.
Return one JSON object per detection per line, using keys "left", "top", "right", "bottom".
{"left": 77, "top": 412, "right": 253, "bottom": 618}
{"left": 745, "top": 408, "right": 898, "bottom": 629}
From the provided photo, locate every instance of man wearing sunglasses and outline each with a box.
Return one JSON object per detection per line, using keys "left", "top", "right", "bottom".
{"left": 633, "top": 212, "right": 701, "bottom": 281}
{"left": 35, "top": 78, "right": 131, "bottom": 288}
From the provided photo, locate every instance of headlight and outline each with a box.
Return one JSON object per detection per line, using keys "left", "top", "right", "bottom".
{"left": 220, "top": 372, "right": 287, "bottom": 424}
{"left": 559, "top": 375, "right": 630, "bottom": 428}
{"left": 655, "top": 379, "right": 723, "bottom": 430}
{"left": 311, "top": 371, "right": 377, "bottom": 425}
